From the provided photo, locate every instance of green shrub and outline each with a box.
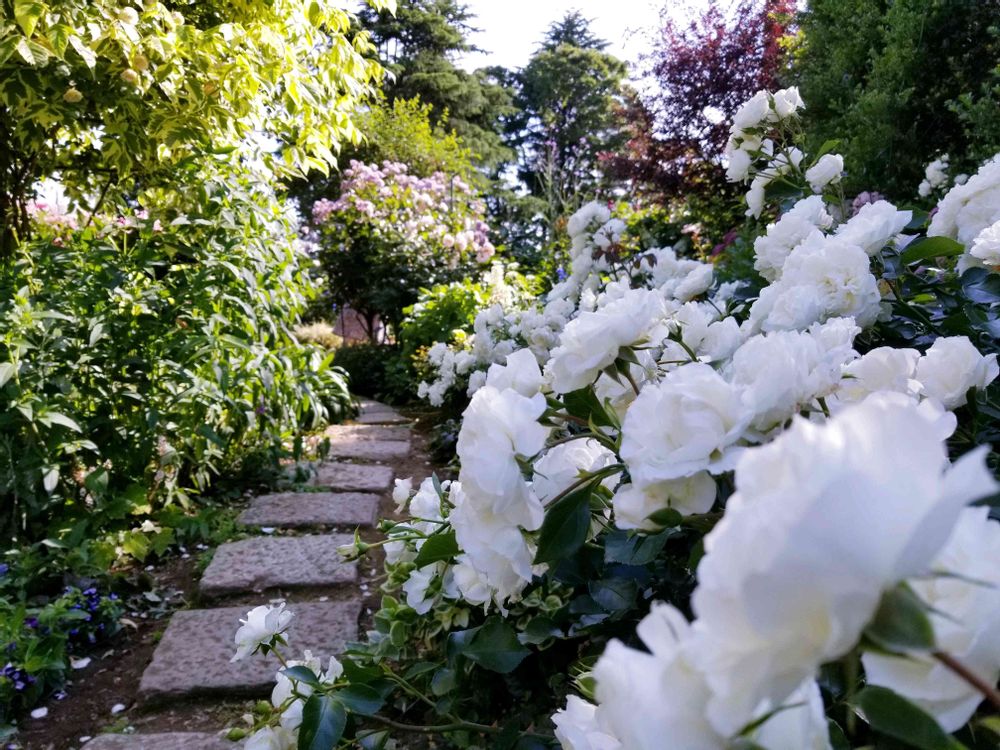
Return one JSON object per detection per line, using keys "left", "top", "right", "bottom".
{"left": 332, "top": 343, "right": 412, "bottom": 404}
{"left": 0, "top": 167, "right": 353, "bottom": 548}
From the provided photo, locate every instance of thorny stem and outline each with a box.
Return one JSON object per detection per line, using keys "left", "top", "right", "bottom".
{"left": 545, "top": 463, "right": 625, "bottom": 507}
{"left": 933, "top": 651, "right": 1000, "bottom": 711}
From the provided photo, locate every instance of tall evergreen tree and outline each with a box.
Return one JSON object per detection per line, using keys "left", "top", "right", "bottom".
{"left": 506, "top": 12, "right": 627, "bottom": 226}
{"left": 358, "top": 0, "right": 513, "bottom": 167}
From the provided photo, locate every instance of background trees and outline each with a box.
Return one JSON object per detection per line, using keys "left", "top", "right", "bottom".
{"left": 793, "top": 0, "right": 1000, "bottom": 198}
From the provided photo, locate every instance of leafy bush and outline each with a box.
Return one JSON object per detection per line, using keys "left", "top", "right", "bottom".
{"left": 0, "top": 166, "right": 353, "bottom": 547}
{"left": 332, "top": 344, "right": 411, "bottom": 405}
{"left": 238, "top": 89, "right": 1000, "bottom": 750}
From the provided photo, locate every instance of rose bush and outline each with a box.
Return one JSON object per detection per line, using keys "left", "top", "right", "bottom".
{"left": 237, "top": 89, "right": 1000, "bottom": 749}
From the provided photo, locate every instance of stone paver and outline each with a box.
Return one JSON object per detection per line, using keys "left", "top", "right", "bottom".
{"left": 138, "top": 600, "right": 360, "bottom": 703}
{"left": 310, "top": 462, "right": 394, "bottom": 492}
{"left": 358, "top": 398, "right": 395, "bottom": 413}
{"left": 355, "top": 410, "right": 409, "bottom": 424}
{"left": 86, "top": 733, "right": 239, "bottom": 749}
{"left": 325, "top": 424, "right": 411, "bottom": 442}
{"left": 326, "top": 439, "right": 410, "bottom": 461}
{"left": 238, "top": 491, "right": 379, "bottom": 529}
{"left": 200, "top": 535, "right": 357, "bottom": 597}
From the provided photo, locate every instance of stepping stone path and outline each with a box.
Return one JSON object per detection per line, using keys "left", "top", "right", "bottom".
{"left": 103, "top": 398, "right": 410, "bottom": 747}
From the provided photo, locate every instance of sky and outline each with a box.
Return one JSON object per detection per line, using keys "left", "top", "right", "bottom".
{"left": 455, "top": 0, "right": 706, "bottom": 74}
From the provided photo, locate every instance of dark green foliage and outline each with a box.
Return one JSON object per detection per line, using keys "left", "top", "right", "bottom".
{"left": 333, "top": 344, "right": 412, "bottom": 405}
{"left": 793, "top": 0, "right": 1000, "bottom": 197}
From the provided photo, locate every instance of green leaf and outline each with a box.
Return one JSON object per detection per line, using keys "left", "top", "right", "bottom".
{"left": 298, "top": 694, "right": 347, "bottom": 750}
{"left": 461, "top": 619, "right": 530, "bottom": 674}
{"left": 0, "top": 362, "right": 16, "bottom": 387}
{"left": 14, "top": 37, "right": 34, "bottom": 64}
{"left": 281, "top": 665, "right": 321, "bottom": 688}
{"left": 336, "top": 684, "right": 384, "bottom": 716}
{"left": 412, "top": 531, "right": 459, "bottom": 567}
{"left": 40, "top": 412, "right": 81, "bottom": 431}
{"left": 854, "top": 686, "right": 967, "bottom": 750}
{"left": 14, "top": 1, "right": 45, "bottom": 38}
{"left": 561, "top": 387, "right": 615, "bottom": 427}
{"left": 646, "top": 506, "right": 683, "bottom": 528}
{"left": 864, "top": 583, "right": 935, "bottom": 653}
{"left": 534, "top": 483, "right": 593, "bottom": 564}
{"left": 815, "top": 138, "right": 841, "bottom": 158}
{"left": 68, "top": 34, "right": 95, "bottom": 69}
{"left": 901, "top": 236, "right": 965, "bottom": 265}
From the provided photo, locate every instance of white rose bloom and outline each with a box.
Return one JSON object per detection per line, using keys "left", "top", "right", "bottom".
{"left": 532, "top": 439, "right": 619, "bottom": 506}
{"left": 232, "top": 603, "right": 294, "bottom": 662}
{"left": 547, "top": 288, "right": 667, "bottom": 393}
{"left": 245, "top": 726, "right": 296, "bottom": 750}
{"left": 753, "top": 197, "right": 834, "bottom": 282}
{"left": 402, "top": 564, "right": 438, "bottom": 615}
{"left": 726, "top": 320, "right": 859, "bottom": 431}
{"left": 725, "top": 146, "right": 753, "bottom": 183}
{"left": 449, "top": 555, "right": 493, "bottom": 605}
{"left": 805, "top": 153, "right": 844, "bottom": 192}
{"left": 450, "top": 496, "right": 539, "bottom": 603}
{"left": 594, "top": 603, "right": 724, "bottom": 749}
{"left": 835, "top": 200, "right": 913, "bottom": 256}
{"left": 485, "top": 348, "right": 545, "bottom": 397}
{"left": 928, "top": 154, "right": 1000, "bottom": 245}
{"left": 568, "top": 201, "right": 612, "bottom": 238}
{"left": 620, "top": 364, "right": 749, "bottom": 485}
{"left": 270, "top": 650, "right": 342, "bottom": 730}
{"left": 691, "top": 393, "right": 996, "bottom": 734}
{"left": 552, "top": 696, "right": 622, "bottom": 750}
{"left": 770, "top": 86, "right": 805, "bottom": 120}
{"left": 750, "top": 680, "right": 832, "bottom": 750}
{"left": 456, "top": 386, "right": 549, "bottom": 529}
{"left": 744, "top": 173, "right": 768, "bottom": 218}
{"left": 915, "top": 335, "right": 999, "bottom": 409}
{"left": 863, "top": 506, "right": 1000, "bottom": 731}
{"left": 732, "top": 90, "right": 771, "bottom": 131}
{"left": 969, "top": 218, "right": 1000, "bottom": 268}
{"left": 392, "top": 477, "right": 413, "bottom": 511}
{"left": 612, "top": 473, "right": 716, "bottom": 531}
{"left": 836, "top": 346, "right": 921, "bottom": 403}
{"left": 748, "top": 234, "right": 881, "bottom": 332}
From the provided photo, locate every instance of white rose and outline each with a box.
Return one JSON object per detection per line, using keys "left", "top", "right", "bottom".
{"left": 863, "top": 507, "right": 1000, "bottom": 731}
{"left": 485, "top": 348, "right": 544, "bottom": 396}
{"left": 915, "top": 335, "right": 999, "bottom": 409}
{"left": 733, "top": 91, "right": 771, "bottom": 131}
{"left": 449, "top": 556, "right": 493, "bottom": 605}
{"left": 744, "top": 174, "right": 768, "bottom": 218}
{"left": 621, "top": 363, "right": 749, "bottom": 485}
{"left": 232, "top": 604, "right": 293, "bottom": 662}
{"left": 969, "top": 219, "right": 1000, "bottom": 268}
{"left": 691, "top": 393, "right": 996, "bottom": 734}
{"left": 553, "top": 696, "right": 622, "bottom": 750}
{"left": 402, "top": 564, "right": 438, "bottom": 615}
{"left": 770, "top": 86, "right": 804, "bottom": 120}
{"left": 725, "top": 147, "right": 753, "bottom": 183}
{"left": 754, "top": 197, "right": 833, "bottom": 282}
{"left": 456, "top": 385, "right": 549, "bottom": 529}
{"left": 749, "top": 680, "right": 832, "bottom": 750}
{"left": 547, "top": 288, "right": 667, "bottom": 394}
{"left": 836, "top": 346, "right": 921, "bottom": 403}
{"left": 726, "top": 321, "right": 858, "bottom": 431}
{"left": 835, "top": 200, "right": 912, "bottom": 256}
{"left": 392, "top": 477, "right": 413, "bottom": 511}
{"left": 532, "top": 439, "right": 619, "bottom": 506}
{"left": 612, "top": 473, "right": 716, "bottom": 531}
{"left": 245, "top": 726, "right": 296, "bottom": 750}
{"left": 928, "top": 154, "right": 1000, "bottom": 245}
{"left": 594, "top": 603, "right": 723, "bottom": 749}
{"left": 805, "top": 153, "right": 844, "bottom": 192}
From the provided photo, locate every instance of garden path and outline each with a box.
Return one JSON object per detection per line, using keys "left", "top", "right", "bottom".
{"left": 85, "top": 399, "right": 410, "bottom": 749}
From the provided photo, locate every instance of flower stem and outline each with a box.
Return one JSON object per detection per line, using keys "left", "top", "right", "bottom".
{"left": 933, "top": 651, "right": 1000, "bottom": 710}
{"left": 367, "top": 713, "right": 552, "bottom": 740}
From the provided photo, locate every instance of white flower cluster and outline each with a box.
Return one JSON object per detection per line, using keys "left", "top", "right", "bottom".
{"left": 928, "top": 154, "right": 1000, "bottom": 272}
{"left": 556, "top": 394, "right": 1000, "bottom": 749}
{"left": 918, "top": 154, "right": 952, "bottom": 197}
{"left": 417, "top": 202, "right": 714, "bottom": 407}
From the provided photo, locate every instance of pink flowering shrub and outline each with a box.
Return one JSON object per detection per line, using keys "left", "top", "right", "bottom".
{"left": 312, "top": 160, "right": 495, "bottom": 339}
